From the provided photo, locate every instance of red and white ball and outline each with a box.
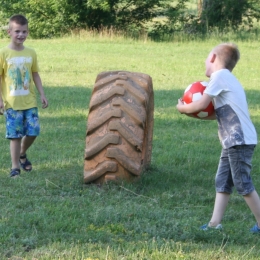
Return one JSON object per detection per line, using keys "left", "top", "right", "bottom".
{"left": 182, "top": 81, "right": 214, "bottom": 118}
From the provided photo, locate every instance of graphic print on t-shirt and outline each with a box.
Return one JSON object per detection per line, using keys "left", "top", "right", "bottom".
{"left": 216, "top": 104, "right": 245, "bottom": 148}
{"left": 7, "top": 56, "right": 32, "bottom": 96}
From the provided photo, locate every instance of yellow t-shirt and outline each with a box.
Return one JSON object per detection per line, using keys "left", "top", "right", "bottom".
{"left": 0, "top": 46, "right": 39, "bottom": 110}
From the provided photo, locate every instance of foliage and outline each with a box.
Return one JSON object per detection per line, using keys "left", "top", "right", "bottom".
{"left": 198, "top": 0, "right": 260, "bottom": 32}
{"left": 0, "top": 0, "right": 172, "bottom": 38}
{"left": 0, "top": 0, "right": 260, "bottom": 38}
{"left": 147, "top": 0, "right": 189, "bottom": 40}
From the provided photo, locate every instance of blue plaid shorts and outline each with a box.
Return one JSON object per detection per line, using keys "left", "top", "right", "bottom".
{"left": 4, "top": 107, "right": 40, "bottom": 139}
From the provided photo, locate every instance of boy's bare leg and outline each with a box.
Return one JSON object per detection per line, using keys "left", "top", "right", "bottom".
{"left": 209, "top": 192, "right": 230, "bottom": 227}
{"left": 10, "top": 138, "right": 21, "bottom": 169}
{"left": 244, "top": 190, "right": 260, "bottom": 227}
{"left": 20, "top": 136, "right": 37, "bottom": 170}
{"left": 20, "top": 136, "right": 36, "bottom": 155}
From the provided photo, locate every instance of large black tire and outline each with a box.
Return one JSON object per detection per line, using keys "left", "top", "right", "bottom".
{"left": 84, "top": 71, "right": 154, "bottom": 184}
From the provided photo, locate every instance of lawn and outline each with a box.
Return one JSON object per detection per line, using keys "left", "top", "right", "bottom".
{"left": 0, "top": 35, "right": 260, "bottom": 259}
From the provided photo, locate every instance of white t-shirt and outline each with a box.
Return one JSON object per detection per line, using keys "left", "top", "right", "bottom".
{"left": 204, "top": 69, "right": 257, "bottom": 149}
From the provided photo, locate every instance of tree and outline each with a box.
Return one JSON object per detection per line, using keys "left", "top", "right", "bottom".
{"left": 0, "top": 0, "right": 171, "bottom": 38}
{"left": 200, "top": 0, "right": 260, "bottom": 31}
{"left": 147, "top": 0, "right": 189, "bottom": 39}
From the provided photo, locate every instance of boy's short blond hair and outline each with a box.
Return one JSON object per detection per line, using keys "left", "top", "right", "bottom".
{"left": 9, "top": 14, "right": 28, "bottom": 29}
{"left": 214, "top": 43, "right": 240, "bottom": 71}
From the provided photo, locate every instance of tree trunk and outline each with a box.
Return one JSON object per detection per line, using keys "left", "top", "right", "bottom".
{"left": 198, "top": 0, "right": 203, "bottom": 17}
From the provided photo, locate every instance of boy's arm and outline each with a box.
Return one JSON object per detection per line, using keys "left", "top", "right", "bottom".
{"left": 32, "top": 72, "right": 48, "bottom": 109}
{"left": 177, "top": 93, "right": 212, "bottom": 113}
{"left": 176, "top": 93, "right": 216, "bottom": 120}
{"left": 0, "top": 75, "right": 4, "bottom": 115}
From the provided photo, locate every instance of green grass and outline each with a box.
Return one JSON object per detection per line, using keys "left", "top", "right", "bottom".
{"left": 1, "top": 35, "right": 260, "bottom": 259}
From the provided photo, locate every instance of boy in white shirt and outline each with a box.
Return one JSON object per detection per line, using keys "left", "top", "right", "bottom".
{"left": 176, "top": 43, "right": 260, "bottom": 233}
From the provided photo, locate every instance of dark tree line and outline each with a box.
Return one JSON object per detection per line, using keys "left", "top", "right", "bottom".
{"left": 200, "top": 0, "right": 260, "bottom": 31}
{"left": 0, "top": 0, "right": 259, "bottom": 38}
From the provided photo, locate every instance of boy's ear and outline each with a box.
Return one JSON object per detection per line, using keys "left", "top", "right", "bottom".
{"left": 7, "top": 27, "right": 12, "bottom": 35}
{"left": 210, "top": 53, "right": 216, "bottom": 63}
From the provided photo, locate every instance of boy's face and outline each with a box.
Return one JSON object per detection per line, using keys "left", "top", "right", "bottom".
{"left": 8, "top": 22, "right": 29, "bottom": 46}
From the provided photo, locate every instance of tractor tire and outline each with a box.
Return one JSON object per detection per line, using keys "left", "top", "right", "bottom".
{"left": 84, "top": 71, "right": 154, "bottom": 184}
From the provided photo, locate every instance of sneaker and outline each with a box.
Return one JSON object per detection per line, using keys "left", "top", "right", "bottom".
{"left": 200, "top": 223, "right": 222, "bottom": 231}
{"left": 250, "top": 223, "right": 260, "bottom": 233}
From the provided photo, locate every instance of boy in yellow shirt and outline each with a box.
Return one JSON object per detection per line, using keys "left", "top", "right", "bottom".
{"left": 0, "top": 14, "right": 48, "bottom": 177}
